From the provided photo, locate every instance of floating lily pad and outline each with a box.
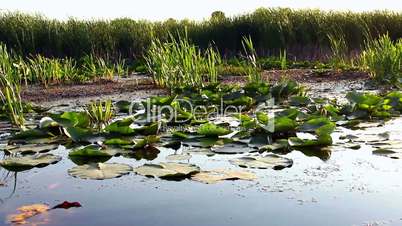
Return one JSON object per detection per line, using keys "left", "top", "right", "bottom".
{"left": 211, "top": 143, "right": 256, "bottom": 154}
{"left": 1, "top": 144, "right": 59, "bottom": 155}
{"left": 69, "top": 145, "right": 116, "bottom": 157}
{"left": 192, "top": 169, "right": 257, "bottom": 184}
{"left": 105, "top": 117, "right": 135, "bottom": 135}
{"left": 103, "top": 138, "right": 134, "bottom": 146}
{"left": 182, "top": 147, "right": 215, "bottom": 157}
{"left": 230, "top": 154, "right": 293, "bottom": 170}
{"left": 0, "top": 154, "right": 62, "bottom": 171}
{"left": 50, "top": 111, "right": 90, "bottom": 128}
{"left": 68, "top": 163, "right": 132, "bottom": 180}
{"left": 197, "top": 123, "right": 231, "bottom": 137}
{"left": 134, "top": 162, "right": 200, "bottom": 179}
{"left": 63, "top": 127, "right": 97, "bottom": 143}
{"left": 373, "top": 149, "right": 402, "bottom": 159}
{"left": 259, "top": 139, "right": 289, "bottom": 152}
{"left": 289, "top": 133, "right": 333, "bottom": 147}
{"left": 122, "top": 146, "right": 160, "bottom": 160}
{"left": 166, "top": 154, "right": 192, "bottom": 161}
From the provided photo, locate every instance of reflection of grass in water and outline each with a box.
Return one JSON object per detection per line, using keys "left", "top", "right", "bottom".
{"left": 0, "top": 152, "right": 18, "bottom": 204}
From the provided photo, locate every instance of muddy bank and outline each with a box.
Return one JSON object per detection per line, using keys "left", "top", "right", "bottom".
{"left": 21, "top": 69, "right": 370, "bottom": 107}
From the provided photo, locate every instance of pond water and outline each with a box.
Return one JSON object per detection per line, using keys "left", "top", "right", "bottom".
{"left": 0, "top": 116, "right": 402, "bottom": 226}
{"left": 1, "top": 81, "right": 402, "bottom": 226}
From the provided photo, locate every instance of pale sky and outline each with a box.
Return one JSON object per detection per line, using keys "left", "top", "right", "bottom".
{"left": 1, "top": 0, "right": 401, "bottom": 21}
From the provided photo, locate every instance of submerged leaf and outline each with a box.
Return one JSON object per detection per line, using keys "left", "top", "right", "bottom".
{"left": 7, "top": 204, "right": 50, "bottom": 225}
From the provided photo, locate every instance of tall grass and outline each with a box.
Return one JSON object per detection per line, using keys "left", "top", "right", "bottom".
{"left": 145, "top": 33, "right": 221, "bottom": 89}
{"left": 241, "top": 36, "right": 262, "bottom": 83}
{"left": 0, "top": 43, "right": 129, "bottom": 86}
{"left": 0, "top": 74, "right": 25, "bottom": 130}
{"left": 328, "top": 33, "right": 349, "bottom": 68}
{"left": 0, "top": 9, "right": 400, "bottom": 60}
{"left": 360, "top": 34, "right": 402, "bottom": 85}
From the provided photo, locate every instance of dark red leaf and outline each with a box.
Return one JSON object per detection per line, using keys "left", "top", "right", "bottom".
{"left": 52, "top": 201, "right": 82, "bottom": 209}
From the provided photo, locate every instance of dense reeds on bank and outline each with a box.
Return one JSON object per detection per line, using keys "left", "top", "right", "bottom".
{"left": 0, "top": 8, "right": 401, "bottom": 60}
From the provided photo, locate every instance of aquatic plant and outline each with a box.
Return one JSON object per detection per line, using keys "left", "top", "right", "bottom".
{"left": 360, "top": 34, "right": 402, "bottom": 85}
{"left": 0, "top": 9, "right": 400, "bottom": 61}
{"left": 145, "top": 32, "right": 221, "bottom": 89}
{"left": 328, "top": 33, "right": 349, "bottom": 69}
{"left": 0, "top": 73, "right": 25, "bottom": 129}
{"left": 241, "top": 36, "right": 262, "bottom": 83}
{"left": 85, "top": 100, "right": 114, "bottom": 131}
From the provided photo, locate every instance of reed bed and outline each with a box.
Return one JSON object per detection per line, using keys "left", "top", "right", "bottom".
{"left": 0, "top": 8, "right": 400, "bottom": 60}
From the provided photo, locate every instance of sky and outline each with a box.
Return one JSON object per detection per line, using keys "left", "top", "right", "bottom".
{"left": 1, "top": 0, "right": 401, "bottom": 21}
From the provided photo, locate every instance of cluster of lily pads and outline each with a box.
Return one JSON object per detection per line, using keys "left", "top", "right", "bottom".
{"left": 1, "top": 80, "right": 402, "bottom": 183}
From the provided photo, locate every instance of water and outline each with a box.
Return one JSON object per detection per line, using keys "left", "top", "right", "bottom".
{"left": 0, "top": 118, "right": 402, "bottom": 226}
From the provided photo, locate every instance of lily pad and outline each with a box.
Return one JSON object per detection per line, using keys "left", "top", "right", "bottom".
{"left": 211, "top": 143, "right": 256, "bottom": 154}
{"left": 230, "top": 154, "right": 293, "bottom": 170}
{"left": 1, "top": 144, "right": 59, "bottom": 155}
{"left": 69, "top": 145, "right": 116, "bottom": 157}
{"left": 166, "top": 154, "right": 192, "bottom": 161}
{"left": 68, "top": 163, "right": 132, "bottom": 180}
{"left": 373, "top": 149, "right": 402, "bottom": 159}
{"left": 197, "top": 123, "right": 231, "bottom": 137}
{"left": 192, "top": 169, "right": 257, "bottom": 184}
{"left": 0, "top": 154, "right": 62, "bottom": 171}
{"left": 134, "top": 162, "right": 200, "bottom": 179}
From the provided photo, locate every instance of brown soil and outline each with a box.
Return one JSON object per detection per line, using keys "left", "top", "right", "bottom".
{"left": 221, "top": 69, "right": 370, "bottom": 84}
{"left": 21, "top": 69, "right": 370, "bottom": 104}
{"left": 21, "top": 76, "right": 158, "bottom": 103}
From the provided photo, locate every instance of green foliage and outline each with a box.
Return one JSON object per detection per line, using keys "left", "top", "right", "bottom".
{"left": 241, "top": 36, "right": 262, "bottom": 83}
{"left": 0, "top": 74, "right": 25, "bottom": 129}
{"left": 0, "top": 42, "right": 129, "bottom": 86}
{"left": 145, "top": 32, "right": 221, "bottom": 89}
{"left": 360, "top": 34, "right": 402, "bottom": 85}
{"left": 328, "top": 33, "right": 349, "bottom": 68}
{"left": 0, "top": 9, "right": 400, "bottom": 61}
{"left": 86, "top": 100, "right": 114, "bottom": 131}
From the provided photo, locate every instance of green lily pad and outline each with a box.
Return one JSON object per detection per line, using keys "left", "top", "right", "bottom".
{"left": 103, "top": 138, "right": 134, "bottom": 146}
{"left": 288, "top": 135, "right": 333, "bottom": 147}
{"left": 134, "top": 162, "right": 200, "bottom": 179}
{"left": 0, "top": 154, "right": 62, "bottom": 172}
{"left": 63, "top": 127, "right": 96, "bottom": 143}
{"left": 289, "top": 96, "right": 311, "bottom": 107}
{"left": 69, "top": 145, "right": 116, "bottom": 157}
{"left": 259, "top": 139, "right": 289, "bottom": 152}
{"left": 50, "top": 111, "right": 90, "bottom": 128}
{"left": 230, "top": 154, "right": 293, "bottom": 170}
{"left": 298, "top": 117, "right": 335, "bottom": 133}
{"left": 192, "top": 169, "right": 257, "bottom": 184}
{"left": 68, "top": 163, "right": 133, "bottom": 180}
{"left": 105, "top": 117, "right": 135, "bottom": 135}
{"left": 123, "top": 146, "right": 160, "bottom": 160}
{"left": 197, "top": 123, "right": 231, "bottom": 137}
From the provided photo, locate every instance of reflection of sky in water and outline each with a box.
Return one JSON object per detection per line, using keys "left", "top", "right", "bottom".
{"left": 1, "top": 105, "right": 402, "bottom": 226}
